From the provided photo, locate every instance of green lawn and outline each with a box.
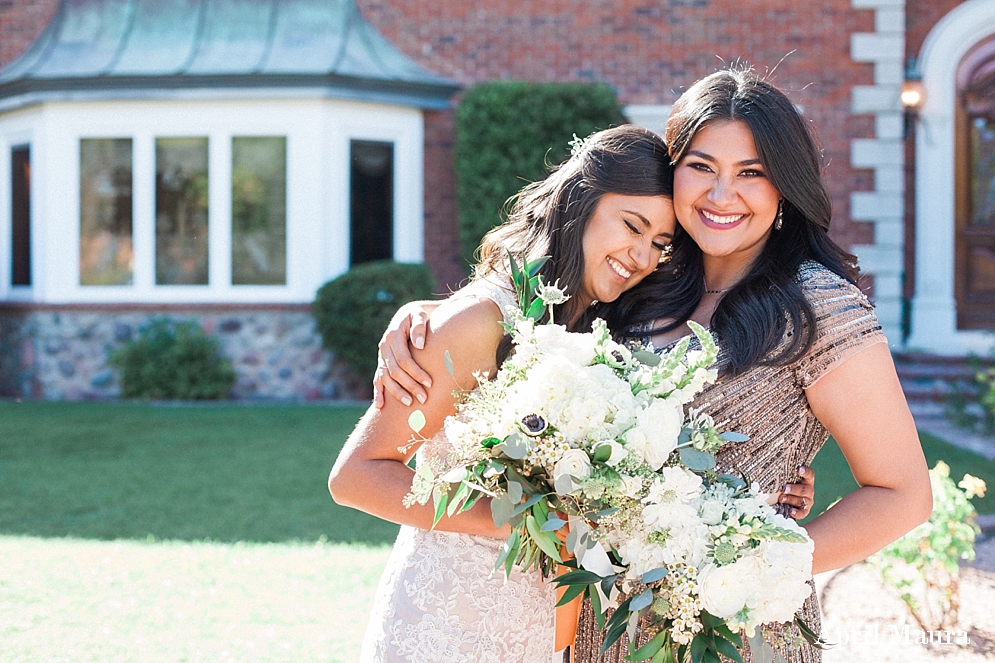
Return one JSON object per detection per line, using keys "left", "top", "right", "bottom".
{"left": 0, "top": 401, "right": 398, "bottom": 545}
{"left": 1, "top": 401, "right": 993, "bottom": 662}
{"left": 808, "top": 431, "right": 995, "bottom": 521}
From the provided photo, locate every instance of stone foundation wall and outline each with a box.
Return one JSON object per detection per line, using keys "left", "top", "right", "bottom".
{"left": 0, "top": 305, "right": 367, "bottom": 401}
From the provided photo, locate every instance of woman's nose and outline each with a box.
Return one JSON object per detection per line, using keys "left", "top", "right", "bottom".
{"left": 706, "top": 176, "right": 737, "bottom": 206}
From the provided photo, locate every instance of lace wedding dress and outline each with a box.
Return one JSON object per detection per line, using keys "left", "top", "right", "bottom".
{"left": 359, "top": 277, "right": 557, "bottom": 663}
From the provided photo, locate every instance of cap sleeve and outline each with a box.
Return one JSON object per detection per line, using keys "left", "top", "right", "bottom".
{"left": 449, "top": 274, "right": 519, "bottom": 326}
{"left": 793, "top": 265, "right": 887, "bottom": 389}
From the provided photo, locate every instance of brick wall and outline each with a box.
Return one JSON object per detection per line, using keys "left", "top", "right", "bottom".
{"left": 907, "top": 0, "right": 967, "bottom": 59}
{"left": 0, "top": 0, "right": 58, "bottom": 67}
{"left": 358, "top": 0, "right": 879, "bottom": 289}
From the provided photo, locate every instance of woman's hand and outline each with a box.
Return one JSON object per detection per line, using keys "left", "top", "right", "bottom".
{"left": 373, "top": 300, "right": 439, "bottom": 409}
{"left": 779, "top": 465, "right": 815, "bottom": 520}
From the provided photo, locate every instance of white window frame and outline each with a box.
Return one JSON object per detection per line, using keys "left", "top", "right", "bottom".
{"left": 6, "top": 96, "right": 423, "bottom": 305}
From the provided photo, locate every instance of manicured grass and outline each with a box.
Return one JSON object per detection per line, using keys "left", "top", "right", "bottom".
{"left": 808, "top": 431, "right": 995, "bottom": 521}
{"left": 0, "top": 401, "right": 399, "bottom": 545}
{"left": 0, "top": 535, "right": 390, "bottom": 662}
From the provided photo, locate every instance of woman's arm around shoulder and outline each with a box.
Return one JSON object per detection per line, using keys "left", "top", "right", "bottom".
{"left": 803, "top": 342, "right": 933, "bottom": 574}
{"left": 328, "top": 294, "right": 510, "bottom": 537}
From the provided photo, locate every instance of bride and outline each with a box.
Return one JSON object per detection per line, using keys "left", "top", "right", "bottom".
{"left": 329, "top": 125, "right": 680, "bottom": 662}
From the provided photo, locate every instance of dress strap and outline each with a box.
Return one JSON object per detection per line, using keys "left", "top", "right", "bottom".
{"left": 451, "top": 275, "right": 520, "bottom": 326}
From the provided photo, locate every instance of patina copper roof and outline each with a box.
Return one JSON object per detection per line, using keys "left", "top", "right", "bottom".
{"left": 0, "top": 0, "right": 458, "bottom": 110}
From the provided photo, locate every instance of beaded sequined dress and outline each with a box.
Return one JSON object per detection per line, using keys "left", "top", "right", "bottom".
{"left": 572, "top": 262, "right": 886, "bottom": 663}
{"left": 360, "top": 277, "right": 557, "bottom": 663}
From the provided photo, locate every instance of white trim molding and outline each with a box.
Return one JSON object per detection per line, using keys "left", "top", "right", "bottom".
{"left": 850, "top": 0, "right": 906, "bottom": 347}
{"left": 907, "top": 0, "right": 995, "bottom": 354}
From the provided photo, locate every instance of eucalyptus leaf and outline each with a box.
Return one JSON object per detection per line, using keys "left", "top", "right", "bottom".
{"left": 554, "top": 473, "right": 576, "bottom": 495}
{"left": 512, "top": 493, "right": 545, "bottom": 516}
{"left": 641, "top": 567, "right": 669, "bottom": 584}
{"left": 443, "top": 350, "right": 455, "bottom": 378}
{"left": 629, "top": 587, "right": 654, "bottom": 611}
{"left": 720, "top": 431, "right": 750, "bottom": 443}
{"left": 506, "top": 480, "right": 524, "bottom": 504}
{"left": 679, "top": 447, "right": 716, "bottom": 471}
{"left": 407, "top": 409, "right": 426, "bottom": 434}
{"left": 491, "top": 493, "right": 515, "bottom": 528}
{"left": 566, "top": 527, "right": 578, "bottom": 554}
{"left": 497, "top": 432, "right": 529, "bottom": 460}
{"left": 540, "top": 517, "right": 567, "bottom": 532}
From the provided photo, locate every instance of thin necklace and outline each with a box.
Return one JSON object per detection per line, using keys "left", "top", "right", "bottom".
{"left": 704, "top": 287, "right": 728, "bottom": 294}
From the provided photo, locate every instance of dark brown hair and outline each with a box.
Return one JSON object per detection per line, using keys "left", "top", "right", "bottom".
{"left": 605, "top": 68, "right": 859, "bottom": 374}
{"left": 476, "top": 124, "right": 674, "bottom": 331}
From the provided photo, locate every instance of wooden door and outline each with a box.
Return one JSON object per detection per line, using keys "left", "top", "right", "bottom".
{"left": 956, "top": 48, "right": 995, "bottom": 330}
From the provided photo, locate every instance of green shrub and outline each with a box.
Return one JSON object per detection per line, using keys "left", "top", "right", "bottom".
{"left": 109, "top": 318, "right": 235, "bottom": 400}
{"left": 945, "top": 352, "right": 995, "bottom": 435}
{"left": 455, "top": 81, "right": 626, "bottom": 267}
{"left": 312, "top": 261, "right": 437, "bottom": 382}
{"left": 871, "top": 461, "right": 986, "bottom": 630}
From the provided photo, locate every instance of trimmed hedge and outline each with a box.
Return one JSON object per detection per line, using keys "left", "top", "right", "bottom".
{"left": 454, "top": 81, "right": 626, "bottom": 267}
{"left": 313, "top": 261, "right": 437, "bottom": 382}
{"left": 109, "top": 318, "right": 235, "bottom": 400}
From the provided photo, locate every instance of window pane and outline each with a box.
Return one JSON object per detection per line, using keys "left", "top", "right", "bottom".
{"left": 80, "top": 138, "right": 133, "bottom": 285}
{"left": 349, "top": 140, "right": 393, "bottom": 266}
{"left": 11, "top": 146, "right": 30, "bottom": 286}
{"left": 970, "top": 116, "right": 995, "bottom": 226}
{"left": 156, "top": 137, "right": 209, "bottom": 285}
{"left": 232, "top": 136, "right": 286, "bottom": 285}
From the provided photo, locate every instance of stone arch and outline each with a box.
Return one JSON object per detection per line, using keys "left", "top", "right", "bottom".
{"left": 908, "top": 0, "right": 995, "bottom": 354}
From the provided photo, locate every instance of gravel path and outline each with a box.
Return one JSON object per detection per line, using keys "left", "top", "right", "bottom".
{"left": 815, "top": 534, "right": 995, "bottom": 662}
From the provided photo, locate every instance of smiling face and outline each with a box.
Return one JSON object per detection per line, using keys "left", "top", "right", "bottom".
{"left": 577, "top": 193, "right": 676, "bottom": 310}
{"left": 673, "top": 120, "right": 782, "bottom": 273}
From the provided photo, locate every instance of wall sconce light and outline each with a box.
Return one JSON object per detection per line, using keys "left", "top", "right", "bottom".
{"left": 901, "top": 57, "right": 925, "bottom": 137}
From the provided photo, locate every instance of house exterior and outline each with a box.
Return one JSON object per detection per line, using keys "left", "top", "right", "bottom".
{"left": 0, "top": 0, "right": 993, "bottom": 400}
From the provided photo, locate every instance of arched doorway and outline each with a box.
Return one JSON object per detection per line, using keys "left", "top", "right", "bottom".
{"left": 955, "top": 38, "right": 995, "bottom": 330}
{"left": 909, "top": 0, "right": 995, "bottom": 355}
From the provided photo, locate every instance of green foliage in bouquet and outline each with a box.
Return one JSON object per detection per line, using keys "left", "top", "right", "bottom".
{"left": 109, "top": 318, "right": 235, "bottom": 400}
{"left": 312, "top": 261, "right": 436, "bottom": 382}
{"left": 454, "top": 81, "right": 625, "bottom": 268}
{"left": 404, "top": 255, "right": 822, "bottom": 663}
{"left": 871, "top": 460, "right": 986, "bottom": 631}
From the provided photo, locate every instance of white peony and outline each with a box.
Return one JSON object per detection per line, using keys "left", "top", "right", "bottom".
{"left": 552, "top": 448, "right": 592, "bottom": 493}
{"left": 698, "top": 557, "right": 760, "bottom": 619}
{"left": 532, "top": 324, "right": 597, "bottom": 366}
{"left": 628, "top": 399, "right": 683, "bottom": 470}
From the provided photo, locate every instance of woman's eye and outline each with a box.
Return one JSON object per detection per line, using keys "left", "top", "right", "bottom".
{"left": 652, "top": 242, "right": 669, "bottom": 251}
{"left": 688, "top": 162, "right": 712, "bottom": 172}
{"left": 741, "top": 169, "right": 765, "bottom": 178}
{"left": 624, "top": 220, "right": 639, "bottom": 234}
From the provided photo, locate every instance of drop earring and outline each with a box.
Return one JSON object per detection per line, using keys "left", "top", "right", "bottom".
{"left": 774, "top": 199, "right": 784, "bottom": 231}
{"left": 657, "top": 244, "right": 673, "bottom": 265}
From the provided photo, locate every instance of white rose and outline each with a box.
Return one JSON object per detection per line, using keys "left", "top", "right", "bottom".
{"left": 552, "top": 448, "right": 592, "bottom": 493}
{"left": 619, "top": 474, "right": 643, "bottom": 498}
{"left": 630, "top": 399, "right": 683, "bottom": 470}
{"left": 595, "top": 440, "right": 628, "bottom": 467}
{"left": 698, "top": 557, "right": 760, "bottom": 619}
{"left": 699, "top": 499, "right": 726, "bottom": 526}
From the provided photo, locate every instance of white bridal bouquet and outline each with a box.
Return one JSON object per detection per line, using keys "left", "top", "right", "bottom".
{"left": 404, "top": 256, "right": 820, "bottom": 663}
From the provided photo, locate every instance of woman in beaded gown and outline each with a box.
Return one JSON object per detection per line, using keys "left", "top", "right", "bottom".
{"left": 375, "top": 68, "right": 931, "bottom": 663}
{"left": 329, "top": 125, "right": 681, "bottom": 663}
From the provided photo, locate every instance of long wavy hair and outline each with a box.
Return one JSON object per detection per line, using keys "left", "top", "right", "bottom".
{"left": 603, "top": 68, "right": 859, "bottom": 374}
{"left": 476, "top": 124, "right": 674, "bottom": 333}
